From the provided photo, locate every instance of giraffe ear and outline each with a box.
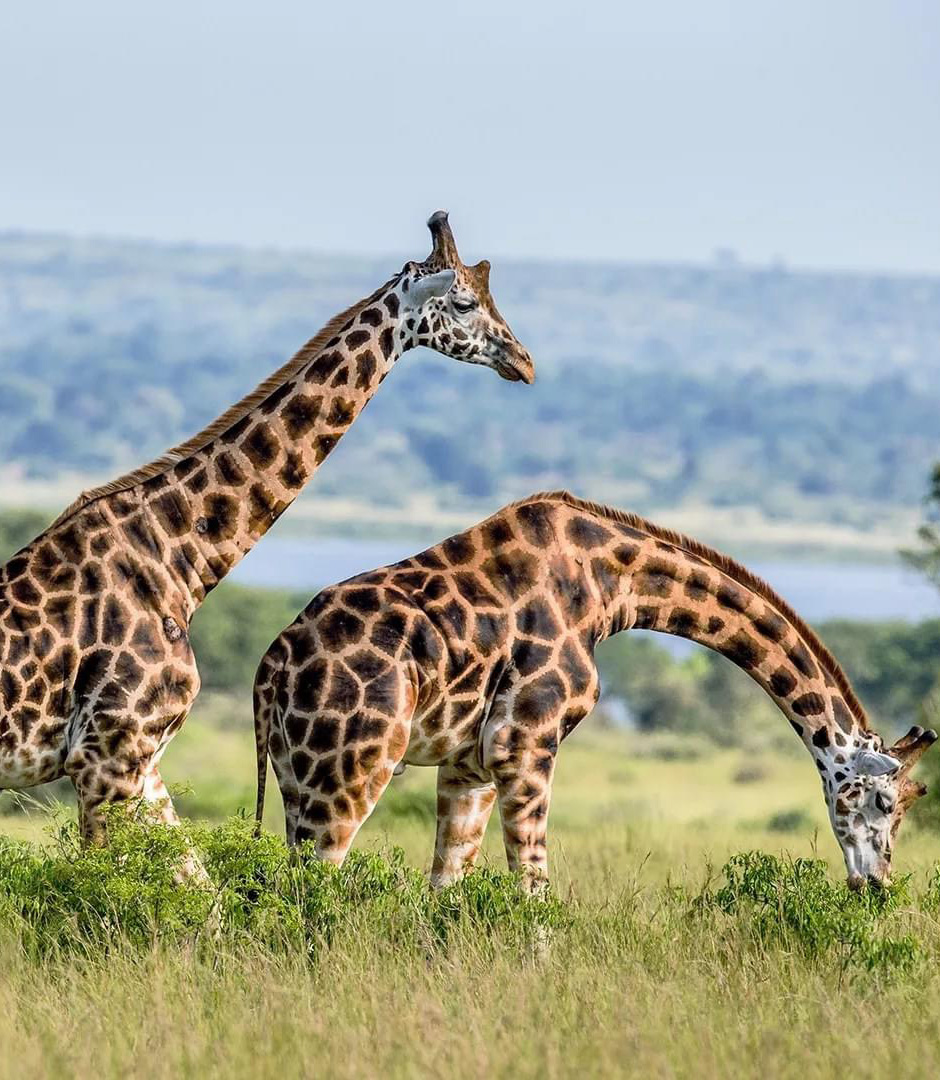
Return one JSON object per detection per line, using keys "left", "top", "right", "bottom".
{"left": 409, "top": 269, "right": 456, "bottom": 307}
{"left": 856, "top": 750, "right": 902, "bottom": 777}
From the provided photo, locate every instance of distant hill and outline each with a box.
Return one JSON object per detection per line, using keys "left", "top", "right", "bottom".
{"left": 0, "top": 231, "right": 937, "bottom": 555}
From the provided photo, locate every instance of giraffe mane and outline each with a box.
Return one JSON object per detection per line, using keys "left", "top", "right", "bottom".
{"left": 518, "top": 490, "right": 871, "bottom": 731}
{"left": 50, "top": 275, "right": 399, "bottom": 529}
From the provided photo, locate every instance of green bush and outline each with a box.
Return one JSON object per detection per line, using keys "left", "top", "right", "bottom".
{"left": 1, "top": 813, "right": 938, "bottom": 987}
{"left": 0, "top": 814, "right": 566, "bottom": 960}
{"left": 697, "top": 851, "right": 921, "bottom": 975}
{"left": 0, "top": 508, "right": 51, "bottom": 561}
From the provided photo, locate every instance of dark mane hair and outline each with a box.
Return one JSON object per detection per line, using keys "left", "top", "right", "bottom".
{"left": 50, "top": 275, "right": 398, "bottom": 529}
{"left": 516, "top": 491, "right": 870, "bottom": 730}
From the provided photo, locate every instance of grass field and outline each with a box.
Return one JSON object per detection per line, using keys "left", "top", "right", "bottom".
{"left": 2, "top": 697, "right": 940, "bottom": 1079}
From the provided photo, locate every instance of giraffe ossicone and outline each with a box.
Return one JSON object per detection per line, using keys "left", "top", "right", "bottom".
{"left": 0, "top": 212, "right": 534, "bottom": 864}
{"left": 253, "top": 491, "right": 936, "bottom": 892}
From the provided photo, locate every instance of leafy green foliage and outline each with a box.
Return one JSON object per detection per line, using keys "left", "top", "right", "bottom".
{"left": 698, "top": 852, "right": 922, "bottom": 975}
{"left": 2, "top": 814, "right": 936, "bottom": 987}
{"left": 0, "top": 815, "right": 566, "bottom": 960}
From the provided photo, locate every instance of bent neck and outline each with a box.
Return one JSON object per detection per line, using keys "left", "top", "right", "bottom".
{"left": 552, "top": 498, "right": 875, "bottom": 775}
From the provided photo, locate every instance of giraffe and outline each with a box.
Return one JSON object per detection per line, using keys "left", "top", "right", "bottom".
{"left": 254, "top": 490, "right": 937, "bottom": 892}
{"left": 0, "top": 212, "right": 534, "bottom": 856}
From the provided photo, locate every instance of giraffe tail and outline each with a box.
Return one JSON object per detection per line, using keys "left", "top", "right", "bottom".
{"left": 252, "top": 654, "right": 281, "bottom": 834}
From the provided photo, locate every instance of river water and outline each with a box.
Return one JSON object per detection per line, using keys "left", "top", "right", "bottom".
{"left": 229, "top": 537, "right": 940, "bottom": 623}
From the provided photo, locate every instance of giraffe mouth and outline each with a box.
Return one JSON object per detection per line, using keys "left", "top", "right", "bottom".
{"left": 494, "top": 353, "right": 535, "bottom": 384}
{"left": 484, "top": 331, "right": 534, "bottom": 384}
{"left": 495, "top": 359, "right": 525, "bottom": 382}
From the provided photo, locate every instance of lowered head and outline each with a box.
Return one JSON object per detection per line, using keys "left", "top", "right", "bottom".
{"left": 828, "top": 725, "right": 937, "bottom": 890}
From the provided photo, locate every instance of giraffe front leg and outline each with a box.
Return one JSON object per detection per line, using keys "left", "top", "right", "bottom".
{"left": 430, "top": 766, "right": 497, "bottom": 888}
{"left": 139, "top": 763, "right": 181, "bottom": 825}
{"left": 483, "top": 716, "right": 558, "bottom": 894}
{"left": 67, "top": 708, "right": 208, "bottom": 884}
{"left": 139, "top": 760, "right": 211, "bottom": 886}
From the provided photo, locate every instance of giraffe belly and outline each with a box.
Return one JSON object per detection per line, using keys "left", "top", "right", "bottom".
{"left": 403, "top": 704, "right": 484, "bottom": 768}
{"left": 0, "top": 720, "right": 68, "bottom": 790}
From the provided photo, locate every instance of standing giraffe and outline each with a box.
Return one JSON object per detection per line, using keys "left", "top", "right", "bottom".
{"left": 254, "top": 491, "right": 936, "bottom": 891}
{"left": 0, "top": 213, "right": 534, "bottom": 852}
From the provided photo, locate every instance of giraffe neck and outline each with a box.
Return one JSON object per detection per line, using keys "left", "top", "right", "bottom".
{"left": 102, "top": 276, "right": 413, "bottom": 610}
{"left": 572, "top": 505, "right": 875, "bottom": 775}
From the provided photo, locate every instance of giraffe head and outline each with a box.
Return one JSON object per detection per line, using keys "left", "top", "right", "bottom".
{"left": 825, "top": 725, "right": 937, "bottom": 889}
{"left": 398, "top": 211, "right": 535, "bottom": 384}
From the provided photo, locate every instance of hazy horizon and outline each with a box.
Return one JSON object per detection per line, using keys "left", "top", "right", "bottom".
{"left": 5, "top": 222, "right": 940, "bottom": 283}
{"left": 2, "top": 1, "right": 938, "bottom": 275}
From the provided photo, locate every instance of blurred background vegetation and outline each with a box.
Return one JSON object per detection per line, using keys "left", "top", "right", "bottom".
{"left": 1, "top": 233, "right": 938, "bottom": 549}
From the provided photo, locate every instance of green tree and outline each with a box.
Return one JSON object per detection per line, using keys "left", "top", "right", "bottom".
{"left": 902, "top": 463, "right": 940, "bottom": 589}
{"left": 0, "top": 508, "right": 51, "bottom": 562}
{"left": 189, "top": 584, "right": 310, "bottom": 695}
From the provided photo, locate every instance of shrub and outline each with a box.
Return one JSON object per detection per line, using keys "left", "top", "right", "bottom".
{"left": 0, "top": 814, "right": 566, "bottom": 960}
{"left": 765, "top": 808, "right": 813, "bottom": 833}
{"left": 696, "top": 851, "right": 921, "bottom": 976}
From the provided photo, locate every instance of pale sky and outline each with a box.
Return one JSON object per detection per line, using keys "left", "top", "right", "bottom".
{"left": 1, "top": 1, "right": 938, "bottom": 272}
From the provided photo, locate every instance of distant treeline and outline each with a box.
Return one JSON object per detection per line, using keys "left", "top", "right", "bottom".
{"left": 2, "top": 233, "right": 939, "bottom": 522}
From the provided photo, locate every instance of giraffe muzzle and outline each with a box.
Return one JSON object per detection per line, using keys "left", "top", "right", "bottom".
{"left": 492, "top": 344, "right": 535, "bottom": 385}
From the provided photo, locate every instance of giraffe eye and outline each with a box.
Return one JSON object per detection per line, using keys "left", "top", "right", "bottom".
{"left": 874, "top": 791, "right": 895, "bottom": 815}
{"left": 453, "top": 298, "right": 477, "bottom": 314}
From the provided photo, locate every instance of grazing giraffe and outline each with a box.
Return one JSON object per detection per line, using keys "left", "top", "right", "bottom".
{"left": 254, "top": 491, "right": 936, "bottom": 891}
{"left": 0, "top": 212, "right": 534, "bottom": 856}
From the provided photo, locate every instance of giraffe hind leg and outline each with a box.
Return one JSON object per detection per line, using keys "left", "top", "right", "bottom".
{"left": 482, "top": 696, "right": 560, "bottom": 893}
{"left": 431, "top": 765, "right": 497, "bottom": 888}
{"left": 292, "top": 711, "right": 411, "bottom": 864}
{"left": 271, "top": 644, "right": 416, "bottom": 862}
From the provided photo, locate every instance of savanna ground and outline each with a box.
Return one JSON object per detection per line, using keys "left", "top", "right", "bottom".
{"left": 2, "top": 694, "right": 940, "bottom": 1080}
